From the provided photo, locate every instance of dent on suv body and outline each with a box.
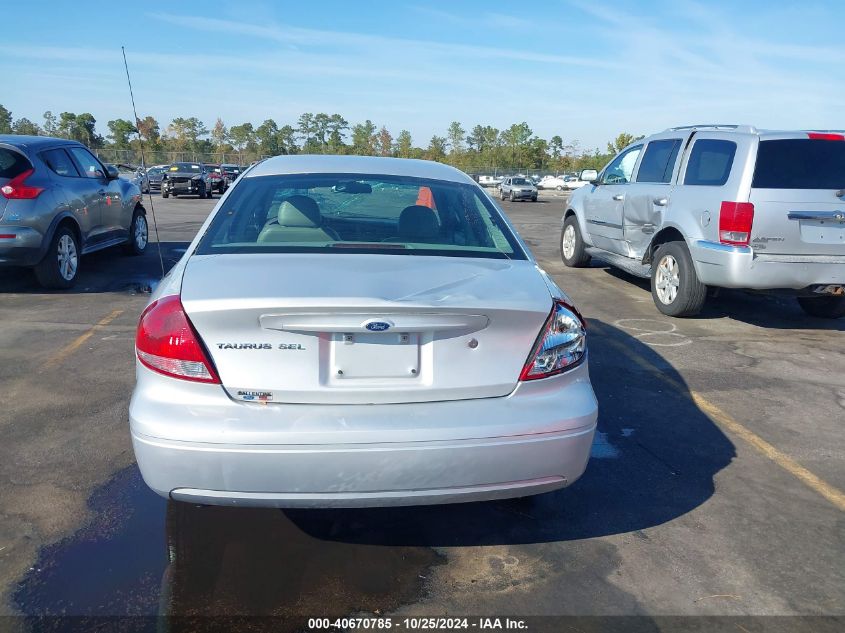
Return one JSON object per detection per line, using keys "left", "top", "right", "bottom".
{"left": 561, "top": 125, "right": 845, "bottom": 319}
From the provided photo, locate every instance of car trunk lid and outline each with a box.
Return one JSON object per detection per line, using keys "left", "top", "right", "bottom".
{"left": 180, "top": 254, "right": 553, "bottom": 404}
{"left": 748, "top": 138, "right": 845, "bottom": 257}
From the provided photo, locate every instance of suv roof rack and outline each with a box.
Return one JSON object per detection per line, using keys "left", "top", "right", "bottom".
{"left": 666, "top": 124, "right": 758, "bottom": 134}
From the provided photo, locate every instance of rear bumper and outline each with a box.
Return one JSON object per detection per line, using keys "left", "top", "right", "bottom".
{"left": 129, "top": 361, "right": 598, "bottom": 508}
{"left": 690, "top": 240, "right": 845, "bottom": 290}
{"left": 0, "top": 227, "right": 45, "bottom": 266}
{"left": 132, "top": 426, "right": 594, "bottom": 508}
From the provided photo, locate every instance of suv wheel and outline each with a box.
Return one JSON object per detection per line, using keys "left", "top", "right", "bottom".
{"left": 35, "top": 226, "right": 79, "bottom": 289}
{"left": 124, "top": 208, "right": 148, "bottom": 256}
{"left": 797, "top": 296, "right": 845, "bottom": 319}
{"left": 509, "top": 191, "right": 516, "bottom": 202}
{"left": 651, "top": 241, "right": 707, "bottom": 317}
{"left": 561, "top": 215, "right": 591, "bottom": 267}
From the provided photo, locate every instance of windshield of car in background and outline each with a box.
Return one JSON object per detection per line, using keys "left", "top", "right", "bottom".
{"left": 196, "top": 173, "right": 526, "bottom": 260}
{"left": 170, "top": 163, "right": 201, "bottom": 173}
{"left": 753, "top": 139, "right": 845, "bottom": 189}
{"left": 512, "top": 178, "right": 529, "bottom": 185}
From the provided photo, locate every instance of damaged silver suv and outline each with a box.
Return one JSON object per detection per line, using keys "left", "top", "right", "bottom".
{"left": 561, "top": 125, "right": 845, "bottom": 318}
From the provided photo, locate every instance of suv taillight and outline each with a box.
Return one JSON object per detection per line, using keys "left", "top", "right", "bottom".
{"left": 1, "top": 169, "right": 44, "bottom": 200}
{"left": 519, "top": 300, "right": 587, "bottom": 381}
{"left": 719, "top": 201, "right": 754, "bottom": 246}
{"left": 135, "top": 296, "right": 220, "bottom": 383}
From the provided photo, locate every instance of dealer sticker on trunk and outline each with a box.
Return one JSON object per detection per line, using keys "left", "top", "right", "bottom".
{"left": 236, "top": 390, "right": 273, "bottom": 402}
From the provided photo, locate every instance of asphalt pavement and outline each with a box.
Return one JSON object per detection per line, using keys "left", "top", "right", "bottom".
{"left": 0, "top": 188, "right": 842, "bottom": 630}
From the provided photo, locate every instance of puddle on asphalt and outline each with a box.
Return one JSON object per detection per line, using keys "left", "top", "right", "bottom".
{"left": 590, "top": 431, "right": 621, "bottom": 459}
{"left": 14, "top": 467, "right": 442, "bottom": 621}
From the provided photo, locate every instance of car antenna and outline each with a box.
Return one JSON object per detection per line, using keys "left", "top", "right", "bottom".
{"left": 121, "top": 46, "right": 165, "bottom": 280}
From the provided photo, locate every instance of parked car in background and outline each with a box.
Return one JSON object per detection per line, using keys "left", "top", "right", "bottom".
{"left": 221, "top": 164, "right": 244, "bottom": 184}
{"left": 562, "top": 174, "right": 591, "bottom": 190}
{"left": 561, "top": 125, "right": 845, "bottom": 318}
{"left": 478, "top": 174, "right": 497, "bottom": 187}
{"left": 146, "top": 165, "right": 167, "bottom": 192}
{"left": 500, "top": 176, "right": 538, "bottom": 202}
{"left": 114, "top": 163, "right": 150, "bottom": 194}
{"left": 130, "top": 154, "right": 597, "bottom": 507}
{"left": 539, "top": 175, "right": 568, "bottom": 191}
{"left": 0, "top": 135, "right": 148, "bottom": 288}
{"left": 207, "top": 165, "right": 227, "bottom": 194}
{"left": 161, "top": 163, "right": 213, "bottom": 199}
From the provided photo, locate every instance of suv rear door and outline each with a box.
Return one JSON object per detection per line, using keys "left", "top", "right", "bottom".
{"left": 749, "top": 135, "right": 845, "bottom": 258}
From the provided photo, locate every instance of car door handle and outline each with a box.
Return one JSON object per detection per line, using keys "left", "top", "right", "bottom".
{"left": 612, "top": 194, "right": 625, "bottom": 201}
{"left": 653, "top": 197, "right": 668, "bottom": 206}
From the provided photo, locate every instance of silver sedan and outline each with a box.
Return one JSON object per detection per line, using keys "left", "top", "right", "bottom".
{"left": 130, "top": 155, "right": 598, "bottom": 508}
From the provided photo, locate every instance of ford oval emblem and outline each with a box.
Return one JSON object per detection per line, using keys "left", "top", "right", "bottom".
{"left": 365, "top": 321, "right": 391, "bottom": 332}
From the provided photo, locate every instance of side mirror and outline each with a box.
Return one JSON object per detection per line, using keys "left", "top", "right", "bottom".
{"left": 105, "top": 164, "right": 120, "bottom": 180}
{"left": 580, "top": 169, "right": 598, "bottom": 182}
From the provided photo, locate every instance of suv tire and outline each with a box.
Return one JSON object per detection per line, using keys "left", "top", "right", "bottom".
{"left": 797, "top": 296, "right": 845, "bottom": 319}
{"left": 34, "top": 225, "right": 79, "bottom": 289}
{"left": 124, "top": 208, "right": 148, "bottom": 256}
{"left": 651, "top": 241, "right": 707, "bottom": 317}
{"left": 561, "top": 215, "right": 591, "bottom": 267}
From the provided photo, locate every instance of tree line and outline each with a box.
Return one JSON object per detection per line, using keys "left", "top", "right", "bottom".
{"left": 0, "top": 103, "right": 641, "bottom": 172}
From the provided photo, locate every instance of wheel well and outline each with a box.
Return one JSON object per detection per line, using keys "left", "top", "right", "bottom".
{"left": 564, "top": 208, "right": 576, "bottom": 220}
{"left": 55, "top": 216, "right": 81, "bottom": 246}
{"left": 644, "top": 227, "right": 685, "bottom": 264}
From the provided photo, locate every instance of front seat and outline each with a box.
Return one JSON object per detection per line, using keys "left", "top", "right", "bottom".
{"left": 257, "top": 195, "right": 338, "bottom": 243}
{"left": 385, "top": 205, "right": 440, "bottom": 243}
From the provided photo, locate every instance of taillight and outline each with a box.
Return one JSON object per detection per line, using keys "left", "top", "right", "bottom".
{"left": 135, "top": 295, "right": 220, "bottom": 383}
{"left": 519, "top": 300, "right": 587, "bottom": 381}
{"left": 719, "top": 201, "right": 754, "bottom": 246}
{"left": 1, "top": 169, "right": 44, "bottom": 200}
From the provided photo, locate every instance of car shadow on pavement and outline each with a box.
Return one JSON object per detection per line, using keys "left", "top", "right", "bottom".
{"left": 0, "top": 241, "right": 187, "bottom": 295}
{"left": 599, "top": 265, "right": 845, "bottom": 331}
{"left": 14, "top": 320, "right": 734, "bottom": 625}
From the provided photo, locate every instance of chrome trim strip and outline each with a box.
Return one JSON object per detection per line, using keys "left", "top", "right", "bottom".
{"left": 787, "top": 211, "right": 845, "bottom": 222}
{"left": 586, "top": 219, "right": 623, "bottom": 229}
{"left": 693, "top": 240, "right": 751, "bottom": 254}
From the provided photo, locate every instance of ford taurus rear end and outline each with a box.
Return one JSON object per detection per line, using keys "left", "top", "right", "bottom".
{"left": 129, "top": 156, "right": 598, "bottom": 508}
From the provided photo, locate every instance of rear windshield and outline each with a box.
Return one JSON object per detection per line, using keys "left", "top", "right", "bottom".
{"left": 196, "top": 173, "right": 526, "bottom": 260}
{"left": 753, "top": 139, "right": 845, "bottom": 189}
{"left": 0, "top": 148, "right": 32, "bottom": 179}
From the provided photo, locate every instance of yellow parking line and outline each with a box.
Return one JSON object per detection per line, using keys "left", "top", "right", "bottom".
{"left": 592, "top": 323, "right": 845, "bottom": 512}
{"left": 40, "top": 309, "right": 125, "bottom": 371}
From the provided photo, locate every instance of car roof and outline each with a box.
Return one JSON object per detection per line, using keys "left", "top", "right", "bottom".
{"left": 0, "top": 134, "right": 85, "bottom": 151}
{"left": 247, "top": 154, "right": 476, "bottom": 185}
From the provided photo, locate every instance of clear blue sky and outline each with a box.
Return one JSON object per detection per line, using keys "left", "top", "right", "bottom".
{"left": 2, "top": 0, "right": 843, "bottom": 149}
